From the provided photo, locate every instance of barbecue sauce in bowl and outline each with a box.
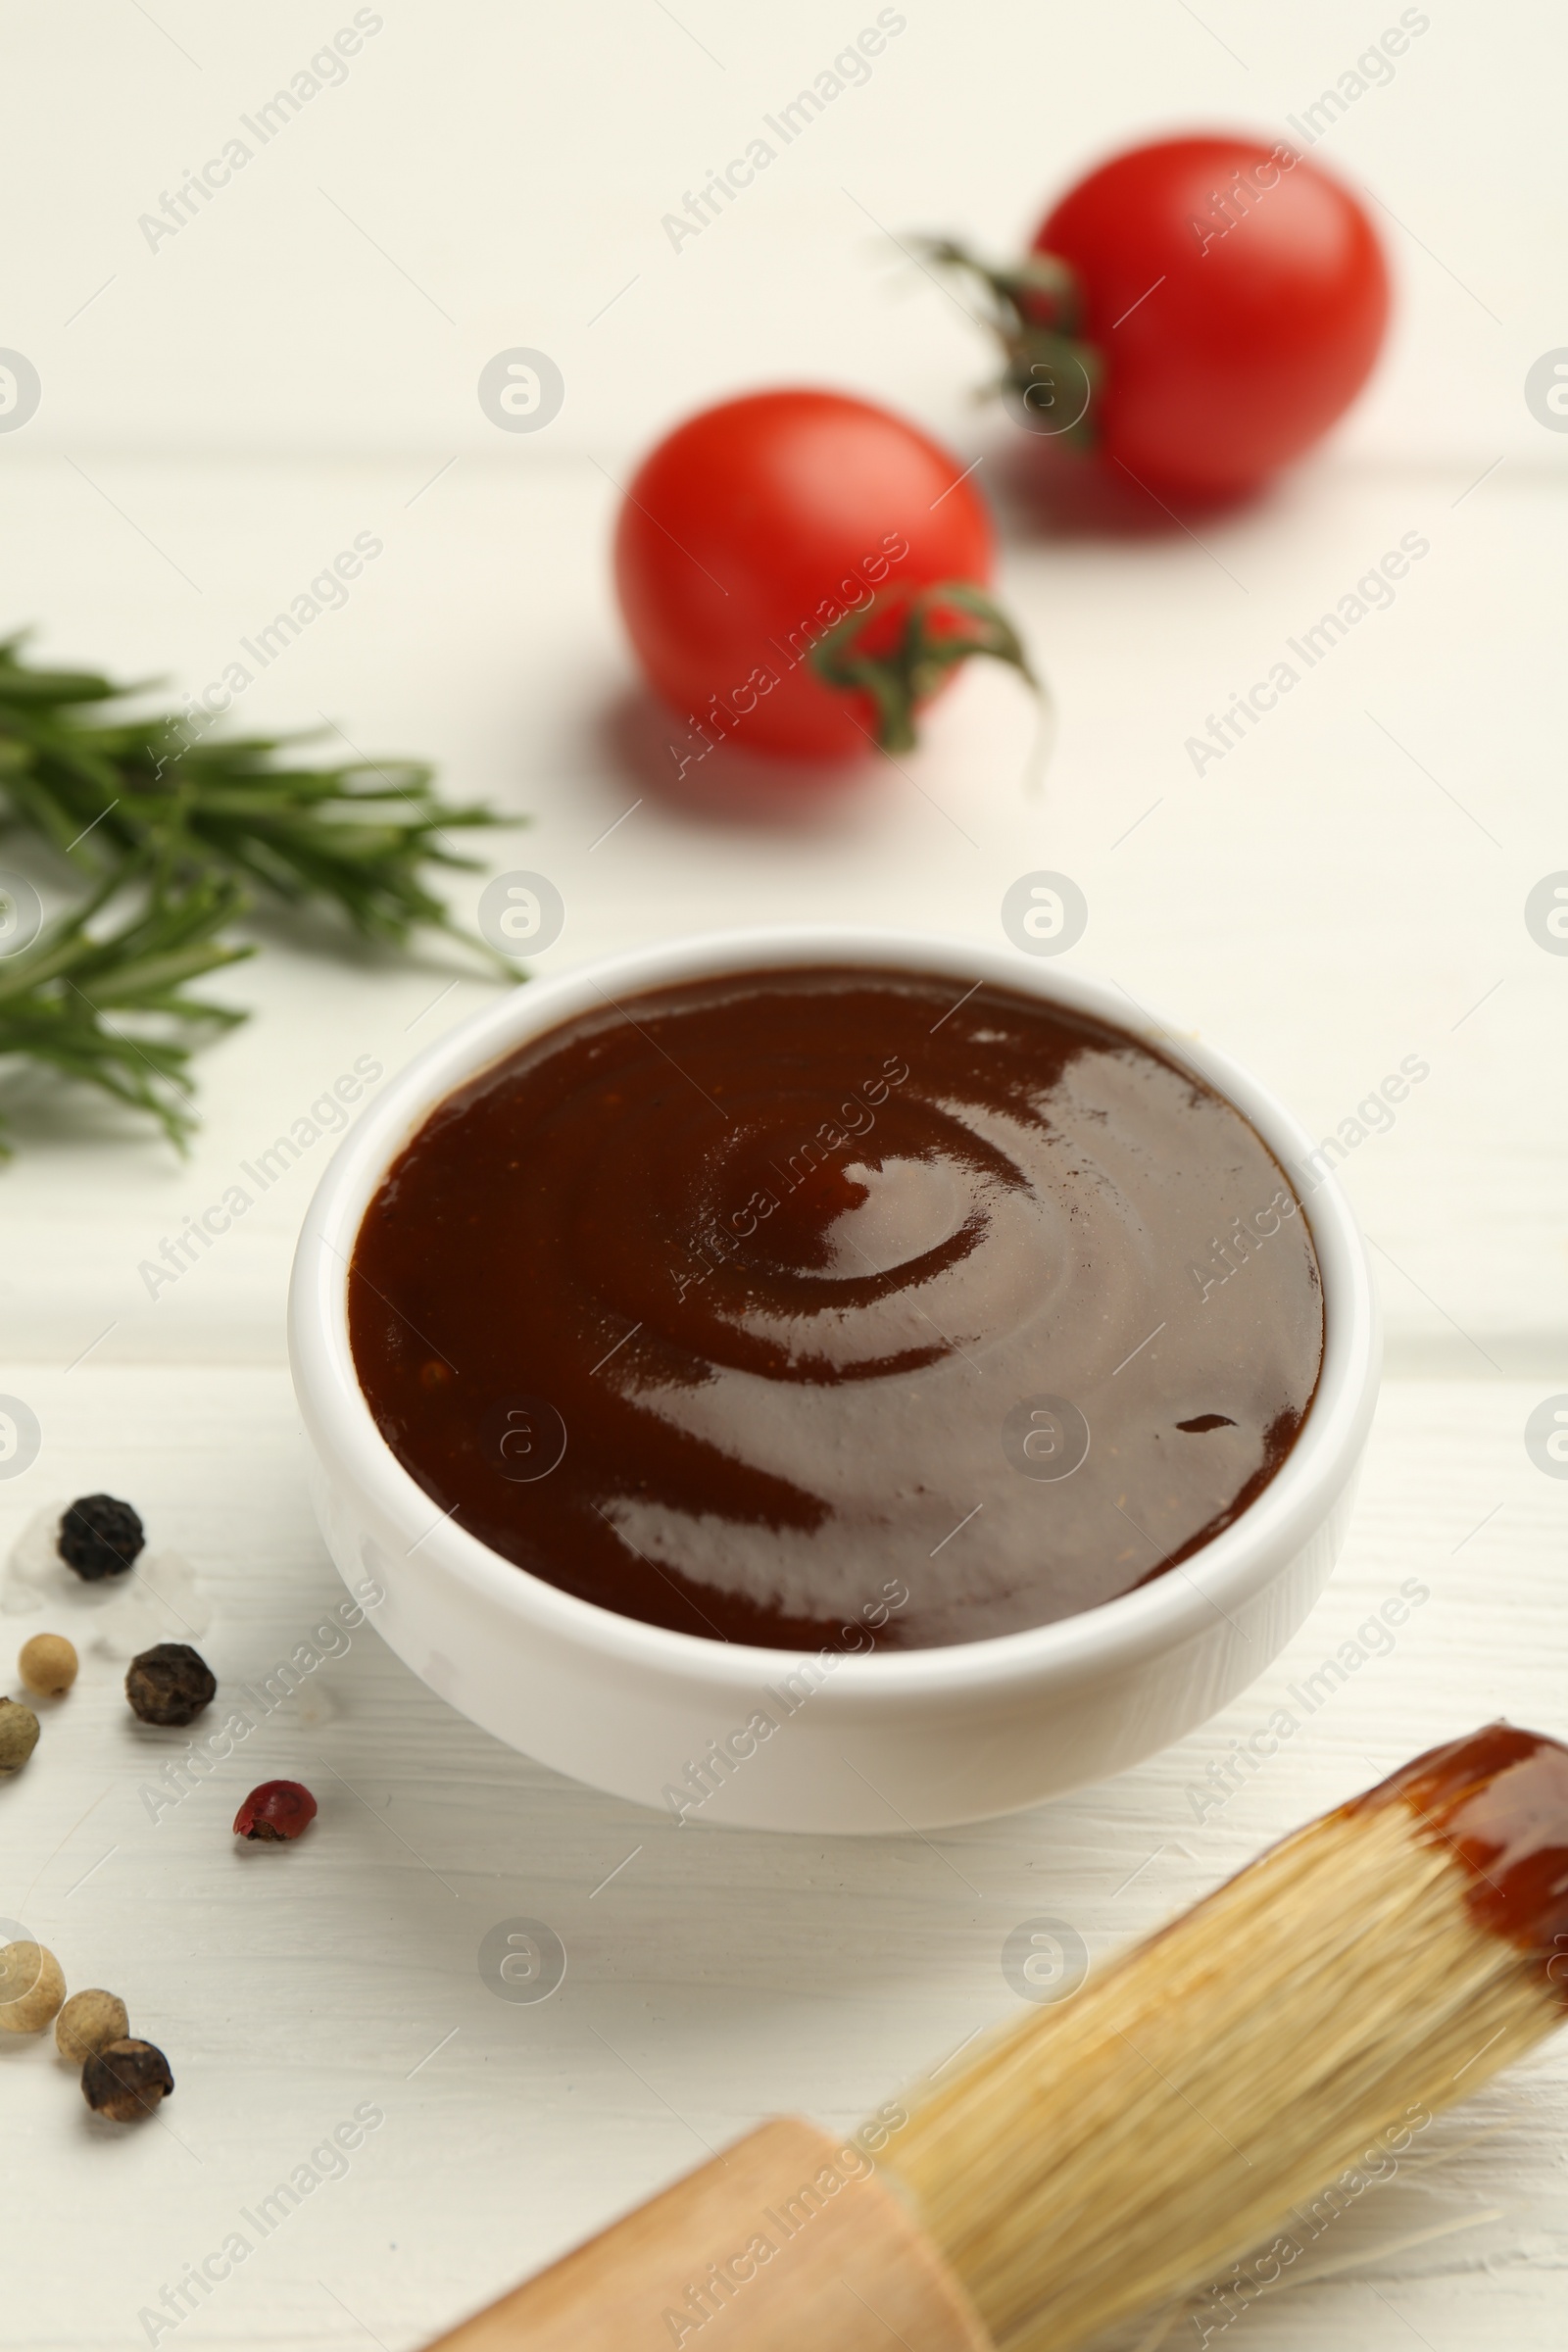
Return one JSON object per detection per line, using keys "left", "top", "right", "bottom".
{"left": 349, "top": 969, "right": 1323, "bottom": 1649}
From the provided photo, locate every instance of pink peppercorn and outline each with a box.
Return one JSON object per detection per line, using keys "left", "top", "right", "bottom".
{"left": 233, "top": 1780, "right": 318, "bottom": 1842}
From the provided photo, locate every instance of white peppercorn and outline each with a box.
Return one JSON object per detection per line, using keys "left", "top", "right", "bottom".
{"left": 56, "top": 1988, "right": 130, "bottom": 2065}
{"left": 0, "top": 1697, "right": 40, "bottom": 1774}
{"left": 19, "top": 1634, "right": 77, "bottom": 1698}
{"left": 0, "top": 1940, "right": 66, "bottom": 2034}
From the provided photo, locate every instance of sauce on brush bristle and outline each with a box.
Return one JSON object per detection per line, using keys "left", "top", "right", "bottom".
{"left": 1351, "top": 1722, "right": 1568, "bottom": 1973}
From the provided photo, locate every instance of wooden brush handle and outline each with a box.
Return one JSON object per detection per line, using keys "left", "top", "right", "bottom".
{"left": 422, "top": 2118, "right": 991, "bottom": 2351}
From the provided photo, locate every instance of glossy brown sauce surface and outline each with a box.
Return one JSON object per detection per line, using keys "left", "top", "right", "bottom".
{"left": 1351, "top": 1723, "right": 1568, "bottom": 1974}
{"left": 349, "top": 969, "right": 1324, "bottom": 1648}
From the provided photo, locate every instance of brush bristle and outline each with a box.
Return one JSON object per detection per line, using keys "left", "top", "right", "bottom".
{"left": 885, "top": 1769, "right": 1561, "bottom": 2352}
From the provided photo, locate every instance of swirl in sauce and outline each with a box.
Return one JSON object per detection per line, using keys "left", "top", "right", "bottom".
{"left": 349, "top": 969, "right": 1324, "bottom": 1648}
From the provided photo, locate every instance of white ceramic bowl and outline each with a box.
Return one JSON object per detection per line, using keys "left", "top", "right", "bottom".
{"left": 288, "top": 929, "right": 1379, "bottom": 1833}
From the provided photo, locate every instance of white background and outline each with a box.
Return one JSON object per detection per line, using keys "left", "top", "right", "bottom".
{"left": 2, "top": 3, "right": 1566, "bottom": 2348}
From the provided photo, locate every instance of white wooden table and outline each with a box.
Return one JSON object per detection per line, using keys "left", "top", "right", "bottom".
{"left": 2, "top": 440, "right": 1564, "bottom": 2352}
{"left": 4, "top": 3, "right": 1567, "bottom": 2341}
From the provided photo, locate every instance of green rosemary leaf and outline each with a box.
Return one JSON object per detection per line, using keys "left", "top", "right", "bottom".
{"left": 0, "top": 634, "right": 516, "bottom": 955}
{"left": 0, "top": 870, "right": 253, "bottom": 1159}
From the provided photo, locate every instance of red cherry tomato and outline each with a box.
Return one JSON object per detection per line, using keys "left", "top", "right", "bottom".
{"left": 1036, "top": 135, "right": 1389, "bottom": 497}
{"left": 614, "top": 389, "right": 1031, "bottom": 764}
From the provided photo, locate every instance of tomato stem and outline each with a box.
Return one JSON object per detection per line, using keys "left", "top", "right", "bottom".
{"left": 808, "top": 581, "right": 1042, "bottom": 756}
{"left": 921, "top": 238, "right": 1103, "bottom": 454}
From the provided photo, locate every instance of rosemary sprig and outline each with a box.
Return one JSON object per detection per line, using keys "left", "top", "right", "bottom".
{"left": 0, "top": 633, "right": 521, "bottom": 1154}
{"left": 0, "top": 634, "right": 514, "bottom": 953}
{"left": 0, "top": 869, "right": 253, "bottom": 1159}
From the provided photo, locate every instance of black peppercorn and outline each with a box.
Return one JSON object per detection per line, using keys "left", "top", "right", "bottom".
{"left": 82, "top": 2037, "right": 173, "bottom": 2121}
{"left": 59, "top": 1494, "right": 145, "bottom": 1582}
{"left": 125, "top": 1643, "right": 216, "bottom": 1728}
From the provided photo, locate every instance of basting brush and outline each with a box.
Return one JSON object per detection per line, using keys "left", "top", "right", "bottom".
{"left": 424, "top": 1723, "right": 1568, "bottom": 2352}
